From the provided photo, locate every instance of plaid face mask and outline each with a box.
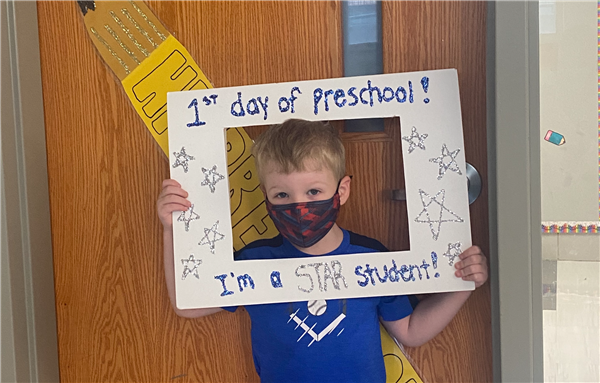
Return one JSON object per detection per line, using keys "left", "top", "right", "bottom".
{"left": 265, "top": 193, "right": 341, "bottom": 248}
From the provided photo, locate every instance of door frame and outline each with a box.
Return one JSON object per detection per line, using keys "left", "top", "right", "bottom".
{"left": 488, "top": 1, "right": 544, "bottom": 382}
{"left": 2, "top": 1, "right": 58, "bottom": 382}
{"left": 1, "top": 1, "right": 544, "bottom": 382}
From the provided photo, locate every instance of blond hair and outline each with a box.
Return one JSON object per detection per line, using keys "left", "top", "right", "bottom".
{"left": 252, "top": 119, "right": 345, "bottom": 183}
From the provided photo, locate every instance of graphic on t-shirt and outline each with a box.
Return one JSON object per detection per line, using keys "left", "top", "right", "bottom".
{"left": 288, "top": 300, "right": 346, "bottom": 347}
{"left": 414, "top": 189, "right": 464, "bottom": 241}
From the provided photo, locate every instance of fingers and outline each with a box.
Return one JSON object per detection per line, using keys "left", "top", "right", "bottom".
{"left": 158, "top": 179, "right": 191, "bottom": 227}
{"left": 454, "top": 246, "right": 488, "bottom": 287}
{"left": 158, "top": 185, "right": 190, "bottom": 207}
{"left": 159, "top": 185, "right": 189, "bottom": 200}
{"left": 456, "top": 247, "right": 486, "bottom": 268}
{"left": 160, "top": 179, "right": 187, "bottom": 197}
{"left": 158, "top": 180, "right": 190, "bottom": 208}
{"left": 162, "top": 178, "right": 181, "bottom": 189}
{"left": 458, "top": 245, "right": 483, "bottom": 259}
{"left": 158, "top": 194, "right": 191, "bottom": 210}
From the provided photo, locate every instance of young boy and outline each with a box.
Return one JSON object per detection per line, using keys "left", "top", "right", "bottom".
{"left": 157, "top": 119, "right": 488, "bottom": 383}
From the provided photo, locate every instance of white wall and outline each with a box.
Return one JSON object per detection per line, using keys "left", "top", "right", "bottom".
{"left": 540, "top": 1, "right": 598, "bottom": 222}
{"left": 539, "top": 3, "right": 600, "bottom": 382}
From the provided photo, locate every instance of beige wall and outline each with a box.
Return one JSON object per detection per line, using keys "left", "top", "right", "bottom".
{"left": 539, "top": 4, "right": 599, "bottom": 381}
{"left": 539, "top": 1, "right": 598, "bottom": 222}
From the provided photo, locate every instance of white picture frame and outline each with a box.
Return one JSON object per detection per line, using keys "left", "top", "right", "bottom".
{"left": 167, "top": 69, "right": 473, "bottom": 309}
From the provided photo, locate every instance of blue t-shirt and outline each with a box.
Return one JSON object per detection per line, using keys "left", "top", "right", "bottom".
{"left": 224, "top": 229, "right": 413, "bottom": 383}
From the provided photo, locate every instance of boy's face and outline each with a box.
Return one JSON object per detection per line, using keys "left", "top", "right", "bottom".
{"left": 261, "top": 160, "right": 350, "bottom": 206}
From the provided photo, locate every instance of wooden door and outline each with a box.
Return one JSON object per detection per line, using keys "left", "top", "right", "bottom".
{"left": 37, "top": 1, "right": 490, "bottom": 382}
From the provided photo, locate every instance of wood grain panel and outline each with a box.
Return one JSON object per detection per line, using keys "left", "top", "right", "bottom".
{"left": 38, "top": 1, "right": 341, "bottom": 382}
{"left": 38, "top": 1, "right": 490, "bottom": 382}
{"left": 339, "top": 140, "right": 387, "bottom": 238}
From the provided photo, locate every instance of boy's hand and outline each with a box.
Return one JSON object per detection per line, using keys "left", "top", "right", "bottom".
{"left": 453, "top": 246, "right": 488, "bottom": 288}
{"left": 157, "top": 179, "right": 191, "bottom": 229}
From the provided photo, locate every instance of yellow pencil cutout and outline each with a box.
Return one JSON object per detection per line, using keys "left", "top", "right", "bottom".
{"left": 76, "top": 0, "right": 279, "bottom": 250}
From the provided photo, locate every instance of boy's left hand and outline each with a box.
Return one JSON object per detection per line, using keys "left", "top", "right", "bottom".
{"left": 454, "top": 246, "right": 488, "bottom": 288}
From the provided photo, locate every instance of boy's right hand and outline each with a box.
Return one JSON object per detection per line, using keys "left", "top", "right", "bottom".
{"left": 157, "top": 179, "right": 191, "bottom": 229}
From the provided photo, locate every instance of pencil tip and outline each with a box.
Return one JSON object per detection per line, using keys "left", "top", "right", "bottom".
{"left": 76, "top": 1, "right": 96, "bottom": 16}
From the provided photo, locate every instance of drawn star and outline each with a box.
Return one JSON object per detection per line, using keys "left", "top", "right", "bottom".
{"left": 177, "top": 204, "right": 200, "bottom": 232}
{"left": 172, "top": 147, "right": 195, "bottom": 173}
{"left": 402, "top": 126, "right": 428, "bottom": 153}
{"left": 198, "top": 220, "right": 225, "bottom": 254}
{"left": 181, "top": 254, "right": 202, "bottom": 280}
{"left": 414, "top": 189, "right": 464, "bottom": 241}
{"left": 443, "top": 242, "right": 463, "bottom": 266}
{"left": 201, "top": 165, "right": 225, "bottom": 193}
{"left": 429, "top": 144, "right": 462, "bottom": 180}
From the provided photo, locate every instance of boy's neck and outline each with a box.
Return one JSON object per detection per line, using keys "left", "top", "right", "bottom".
{"left": 291, "top": 224, "right": 344, "bottom": 255}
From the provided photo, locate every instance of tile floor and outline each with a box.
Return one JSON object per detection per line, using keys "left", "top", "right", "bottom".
{"left": 542, "top": 234, "right": 600, "bottom": 382}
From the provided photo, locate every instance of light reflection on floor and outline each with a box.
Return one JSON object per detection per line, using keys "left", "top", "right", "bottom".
{"left": 542, "top": 234, "right": 599, "bottom": 383}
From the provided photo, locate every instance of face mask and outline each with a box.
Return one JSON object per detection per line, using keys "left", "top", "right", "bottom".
{"left": 265, "top": 193, "right": 341, "bottom": 248}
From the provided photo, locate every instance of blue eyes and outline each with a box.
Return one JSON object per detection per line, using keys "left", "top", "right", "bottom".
{"left": 273, "top": 190, "right": 320, "bottom": 199}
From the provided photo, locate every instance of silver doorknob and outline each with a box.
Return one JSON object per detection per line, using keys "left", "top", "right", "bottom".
{"left": 465, "top": 162, "right": 482, "bottom": 205}
{"left": 391, "top": 162, "right": 482, "bottom": 205}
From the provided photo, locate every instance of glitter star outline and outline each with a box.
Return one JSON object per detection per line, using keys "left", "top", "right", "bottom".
{"left": 443, "top": 242, "right": 463, "bottom": 266}
{"left": 177, "top": 204, "right": 200, "bottom": 232}
{"left": 199, "top": 220, "right": 225, "bottom": 254}
{"left": 414, "top": 189, "right": 464, "bottom": 241}
{"left": 172, "top": 147, "right": 195, "bottom": 173}
{"left": 402, "top": 126, "right": 428, "bottom": 154}
{"left": 200, "top": 165, "right": 225, "bottom": 193}
{"left": 181, "top": 254, "right": 202, "bottom": 280}
{"left": 429, "top": 144, "right": 462, "bottom": 180}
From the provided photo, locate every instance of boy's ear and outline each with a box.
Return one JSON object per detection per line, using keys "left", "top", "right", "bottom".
{"left": 338, "top": 175, "right": 352, "bottom": 205}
